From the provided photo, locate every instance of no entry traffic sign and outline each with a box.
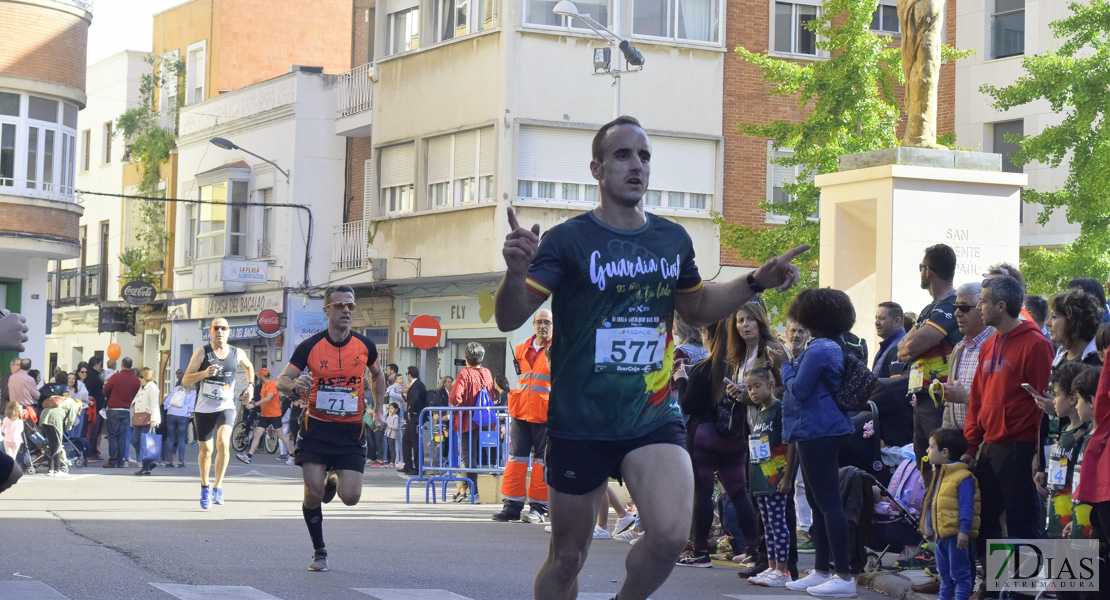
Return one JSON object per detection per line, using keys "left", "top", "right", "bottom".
{"left": 409, "top": 314, "right": 441, "bottom": 350}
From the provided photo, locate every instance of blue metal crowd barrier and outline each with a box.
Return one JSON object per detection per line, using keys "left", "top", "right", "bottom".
{"left": 404, "top": 405, "right": 510, "bottom": 504}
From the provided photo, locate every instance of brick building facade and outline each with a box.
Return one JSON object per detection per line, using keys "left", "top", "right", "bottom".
{"left": 722, "top": 0, "right": 957, "bottom": 267}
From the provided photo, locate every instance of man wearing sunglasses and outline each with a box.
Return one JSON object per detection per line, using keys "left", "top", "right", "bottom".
{"left": 277, "top": 285, "right": 386, "bottom": 573}
{"left": 183, "top": 317, "right": 255, "bottom": 509}
{"left": 898, "top": 244, "right": 964, "bottom": 485}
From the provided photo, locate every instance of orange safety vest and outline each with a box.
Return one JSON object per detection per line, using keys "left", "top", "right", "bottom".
{"left": 509, "top": 335, "right": 551, "bottom": 423}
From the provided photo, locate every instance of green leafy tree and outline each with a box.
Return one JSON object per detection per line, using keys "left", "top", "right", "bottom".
{"left": 981, "top": 0, "right": 1110, "bottom": 296}
{"left": 720, "top": 0, "right": 967, "bottom": 323}
{"left": 114, "top": 54, "right": 183, "bottom": 283}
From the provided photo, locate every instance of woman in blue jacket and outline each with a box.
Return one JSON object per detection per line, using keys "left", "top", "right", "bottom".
{"left": 769, "top": 288, "right": 857, "bottom": 597}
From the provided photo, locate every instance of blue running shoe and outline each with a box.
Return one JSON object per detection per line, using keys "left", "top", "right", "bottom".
{"left": 200, "top": 486, "right": 211, "bottom": 509}
{"left": 213, "top": 487, "right": 224, "bottom": 505}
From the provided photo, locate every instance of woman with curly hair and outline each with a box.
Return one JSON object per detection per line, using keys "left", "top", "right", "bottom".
{"left": 768, "top": 288, "right": 857, "bottom": 597}
{"left": 1049, "top": 288, "right": 1104, "bottom": 369}
{"left": 676, "top": 300, "right": 788, "bottom": 570}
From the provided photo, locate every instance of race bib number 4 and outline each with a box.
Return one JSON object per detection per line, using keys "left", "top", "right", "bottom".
{"left": 315, "top": 385, "right": 359, "bottom": 416}
{"left": 201, "top": 381, "right": 233, "bottom": 402}
{"left": 594, "top": 318, "right": 668, "bottom": 374}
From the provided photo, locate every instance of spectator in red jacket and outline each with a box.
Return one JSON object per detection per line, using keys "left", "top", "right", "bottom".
{"left": 962, "top": 276, "right": 1054, "bottom": 599}
{"left": 449, "top": 342, "right": 494, "bottom": 502}
{"left": 102, "top": 358, "right": 142, "bottom": 468}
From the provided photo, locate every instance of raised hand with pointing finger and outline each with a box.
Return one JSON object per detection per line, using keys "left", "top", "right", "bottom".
{"left": 749, "top": 244, "right": 811, "bottom": 293}
{"left": 503, "top": 207, "right": 541, "bottom": 275}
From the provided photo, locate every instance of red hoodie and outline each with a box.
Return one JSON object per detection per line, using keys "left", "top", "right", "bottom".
{"left": 963, "top": 319, "right": 1054, "bottom": 456}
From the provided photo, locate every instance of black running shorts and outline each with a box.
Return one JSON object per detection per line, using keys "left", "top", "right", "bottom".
{"left": 545, "top": 420, "right": 686, "bottom": 495}
{"left": 194, "top": 408, "right": 237, "bottom": 442}
{"left": 256, "top": 416, "right": 283, "bottom": 430}
{"left": 294, "top": 417, "right": 367, "bottom": 473}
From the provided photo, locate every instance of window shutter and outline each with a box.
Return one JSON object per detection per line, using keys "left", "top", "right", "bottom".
{"left": 363, "top": 158, "right": 376, "bottom": 218}
{"left": 427, "top": 136, "right": 452, "bottom": 184}
{"left": 380, "top": 143, "right": 415, "bottom": 188}
{"left": 995, "top": 0, "right": 1024, "bottom": 12}
{"left": 650, "top": 137, "right": 715, "bottom": 195}
{"left": 517, "top": 126, "right": 595, "bottom": 185}
{"left": 454, "top": 130, "right": 478, "bottom": 179}
{"left": 386, "top": 0, "right": 418, "bottom": 13}
{"left": 479, "top": 127, "right": 495, "bottom": 176}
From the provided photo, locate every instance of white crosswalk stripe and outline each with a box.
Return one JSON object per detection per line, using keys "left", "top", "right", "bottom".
{"left": 0, "top": 580, "right": 802, "bottom": 600}
{"left": 0, "top": 580, "right": 67, "bottom": 599}
{"left": 150, "top": 583, "right": 284, "bottom": 599}
{"left": 354, "top": 590, "right": 473, "bottom": 600}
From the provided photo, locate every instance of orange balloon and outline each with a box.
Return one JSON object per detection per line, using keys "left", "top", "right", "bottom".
{"left": 107, "top": 343, "right": 121, "bottom": 361}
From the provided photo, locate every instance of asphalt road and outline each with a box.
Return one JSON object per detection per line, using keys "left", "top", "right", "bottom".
{"left": 0, "top": 449, "right": 892, "bottom": 600}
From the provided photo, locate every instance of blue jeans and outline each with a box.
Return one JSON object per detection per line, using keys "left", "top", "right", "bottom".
{"left": 935, "top": 534, "right": 973, "bottom": 600}
{"left": 106, "top": 410, "right": 132, "bottom": 467}
{"left": 162, "top": 414, "right": 190, "bottom": 463}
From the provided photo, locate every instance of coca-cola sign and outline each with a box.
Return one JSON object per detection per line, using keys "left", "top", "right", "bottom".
{"left": 120, "top": 280, "right": 157, "bottom": 306}
{"left": 257, "top": 308, "right": 281, "bottom": 338}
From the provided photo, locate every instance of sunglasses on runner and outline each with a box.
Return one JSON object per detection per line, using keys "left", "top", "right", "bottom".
{"left": 212, "top": 325, "right": 229, "bottom": 331}
{"left": 327, "top": 302, "right": 357, "bottom": 311}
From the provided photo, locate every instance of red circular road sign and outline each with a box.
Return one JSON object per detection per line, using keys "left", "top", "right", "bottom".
{"left": 409, "top": 314, "right": 441, "bottom": 350}
{"left": 257, "top": 309, "right": 281, "bottom": 335}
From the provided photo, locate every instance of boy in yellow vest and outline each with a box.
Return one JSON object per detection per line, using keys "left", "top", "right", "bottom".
{"left": 922, "top": 427, "right": 980, "bottom": 600}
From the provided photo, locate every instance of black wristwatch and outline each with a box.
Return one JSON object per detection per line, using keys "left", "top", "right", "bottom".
{"left": 746, "top": 272, "right": 765, "bottom": 294}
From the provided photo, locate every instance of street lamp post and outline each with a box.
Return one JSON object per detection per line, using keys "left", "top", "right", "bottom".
{"left": 209, "top": 137, "right": 290, "bottom": 182}
{"left": 552, "top": 0, "right": 645, "bottom": 118}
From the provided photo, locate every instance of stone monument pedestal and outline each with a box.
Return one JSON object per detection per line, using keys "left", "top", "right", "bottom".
{"left": 816, "top": 148, "right": 1027, "bottom": 351}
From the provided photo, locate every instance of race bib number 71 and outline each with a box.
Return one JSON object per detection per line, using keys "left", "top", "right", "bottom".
{"left": 594, "top": 318, "right": 668, "bottom": 374}
{"left": 314, "top": 385, "right": 359, "bottom": 416}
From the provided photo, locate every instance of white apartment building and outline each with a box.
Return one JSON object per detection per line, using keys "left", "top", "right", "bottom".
{"left": 955, "top": 0, "right": 1078, "bottom": 248}
{"left": 45, "top": 50, "right": 153, "bottom": 374}
{"left": 332, "top": 0, "right": 726, "bottom": 380}
{"left": 169, "top": 69, "right": 346, "bottom": 376}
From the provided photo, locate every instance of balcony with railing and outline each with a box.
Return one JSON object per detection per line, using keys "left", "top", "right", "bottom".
{"left": 335, "top": 63, "right": 373, "bottom": 137}
{"left": 332, "top": 220, "right": 372, "bottom": 271}
{"left": 50, "top": 265, "right": 104, "bottom": 308}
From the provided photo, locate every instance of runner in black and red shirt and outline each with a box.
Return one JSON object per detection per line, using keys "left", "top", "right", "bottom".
{"left": 276, "top": 285, "right": 386, "bottom": 573}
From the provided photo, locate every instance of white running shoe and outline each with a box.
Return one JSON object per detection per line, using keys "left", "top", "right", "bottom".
{"left": 747, "top": 567, "right": 774, "bottom": 584}
{"left": 593, "top": 525, "right": 612, "bottom": 539}
{"left": 786, "top": 570, "right": 832, "bottom": 591}
{"left": 806, "top": 576, "right": 856, "bottom": 597}
{"left": 613, "top": 527, "right": 644, "bottom": 544}
{"left": 612, "top": 513, "right": 636, "bottom": 535}
{"left": 756, "top": 570, "right": 793, "bottom": 587}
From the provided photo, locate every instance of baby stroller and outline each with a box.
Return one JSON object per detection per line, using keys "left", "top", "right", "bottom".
{"left": 860, "top": 456, "right": 926, "bottom": 573}
{"left": 19, "top": 417, "right": 86, "bottom": 475}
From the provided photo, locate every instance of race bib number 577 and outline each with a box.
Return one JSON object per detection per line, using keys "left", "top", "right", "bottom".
{"left": 594, "top": 318, "right": 668, "bottom": 374}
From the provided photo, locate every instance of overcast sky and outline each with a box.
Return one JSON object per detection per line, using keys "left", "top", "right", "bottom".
{"left": 86, "top": 0, "right": 184, "bottom": 65}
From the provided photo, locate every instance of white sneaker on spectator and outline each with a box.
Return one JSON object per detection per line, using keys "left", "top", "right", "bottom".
{"left": 786, "top": 570, "right": 832, "bottom": 591}
{"left": 612, "top": 514, "right": 636, "bottom": 535}
{"left": 544, "top": 525, "right": 552, "bottom": 533}
{"left": 747, "top": 567, "right": 775, "bottom": 584}
{"left": 806, "top": 575, "right": 855, "bottom": 597}
{"left": 756, "top": 570, "right": 793, "bottom": 587}
{"left": 593, "top": 525, "right": 612, "bottom": 539}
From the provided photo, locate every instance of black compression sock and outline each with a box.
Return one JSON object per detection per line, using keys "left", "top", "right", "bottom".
{"left": 302, "top": 504, "right": 325, "bottom": 551}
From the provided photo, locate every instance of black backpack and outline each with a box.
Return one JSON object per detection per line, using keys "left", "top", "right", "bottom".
{"left": 831, "top": 336, "right": 877, "bottom": 413}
